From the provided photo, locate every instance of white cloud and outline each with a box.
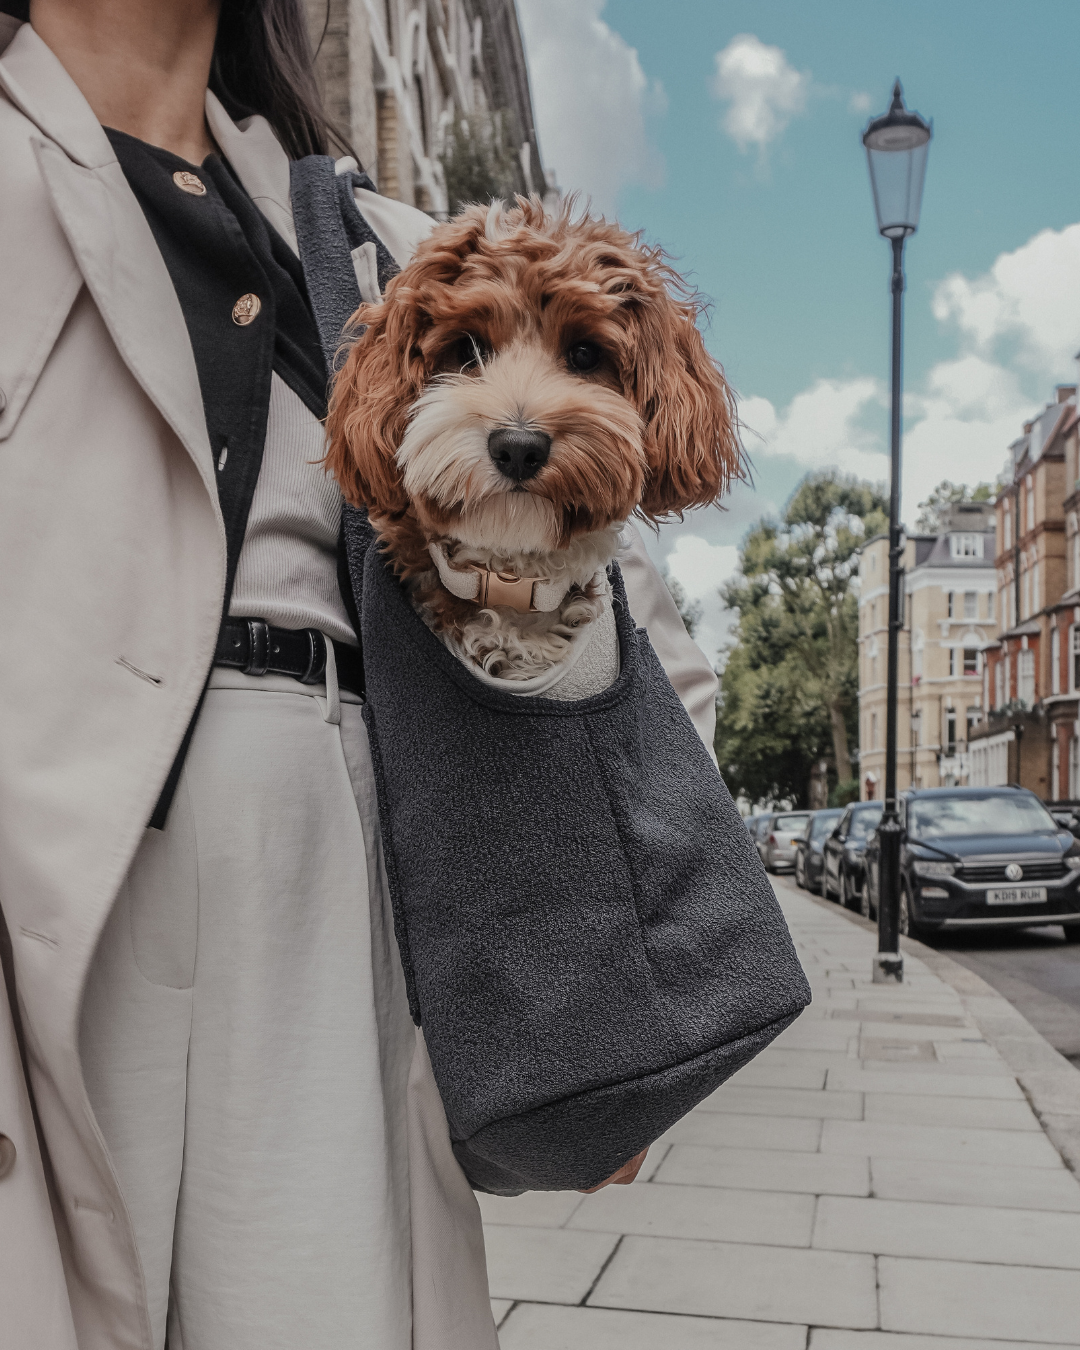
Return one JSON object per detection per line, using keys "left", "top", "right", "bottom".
{"left": 665, "top": 535, "right": 741, "bottom": 665}
{"left": 848, "top": 91, "right": 872, "bottom": 115}
{"left": 932, "top": 222, "right": 1080, "bottom": 378}
{"left": 517, "top": 0, "right": 666, "bottom": 215}
{"left": 739, "top": 378, "right": 889, "bottom": 485}
{"left": 710, "top": 34, "right": 809, "bottom": 156}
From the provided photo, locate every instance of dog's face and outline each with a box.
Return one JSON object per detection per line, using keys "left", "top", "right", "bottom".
{"left": 327, "top": 199, "right": 740, "bottom": 559}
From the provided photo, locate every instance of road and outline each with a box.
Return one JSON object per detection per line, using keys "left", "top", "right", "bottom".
{"left": 932, "top": 923, "right": 1080, "bottom": 1069}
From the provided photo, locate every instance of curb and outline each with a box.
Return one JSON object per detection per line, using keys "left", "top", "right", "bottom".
{"left": 791, "top": 879, "right": 1080, "bottom": 1175}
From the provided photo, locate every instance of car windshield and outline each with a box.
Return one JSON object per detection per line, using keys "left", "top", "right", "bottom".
{"left": 810, "top": 812, "right": 842, "bottom": 840}
{"left": 848, "top": 808, "right": 883, "bottom": 842}
{"left": 909, "top": 794, "right": 1058, "bottom": 838}
{"left": 775, "top": 814, "right": 811, "bottom": 833}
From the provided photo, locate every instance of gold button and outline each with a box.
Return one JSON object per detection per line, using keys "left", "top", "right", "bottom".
{"left": 232, "top": 294, "right": 261, "bottom": 326}
{"left": 173, "top": 170, "right": 206, "bottom": 196}
{"left": 0, "top": 1134, "right": 15, "bottom": 1181}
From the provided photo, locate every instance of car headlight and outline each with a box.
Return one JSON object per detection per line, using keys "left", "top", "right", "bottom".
{"left": 1066, "top": 856, "right": 1080, "bottom": 871}
{"left": 913, "top": 861, "right": 956, "bottom": 877}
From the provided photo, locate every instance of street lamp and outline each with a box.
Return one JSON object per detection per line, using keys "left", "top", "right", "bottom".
{"left": 863, "top": 81, "right": 932, "bottom": 984}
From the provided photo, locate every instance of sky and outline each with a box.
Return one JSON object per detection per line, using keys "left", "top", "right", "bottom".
{"left": 515, "top": 0, "right": 1080, "bottom": 662}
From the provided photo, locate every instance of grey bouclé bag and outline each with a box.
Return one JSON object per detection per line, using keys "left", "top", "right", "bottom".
{"left": 292, "top": 157, "right": 812, "bottom": 1195}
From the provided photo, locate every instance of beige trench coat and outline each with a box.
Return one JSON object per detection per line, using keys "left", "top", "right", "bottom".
{"left": 0, "top": 17, "right": 719, "bottom": 1349}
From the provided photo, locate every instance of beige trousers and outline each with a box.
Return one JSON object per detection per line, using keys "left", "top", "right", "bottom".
{"left": 78, "top": 663, "right": 497, "bottom": 1350}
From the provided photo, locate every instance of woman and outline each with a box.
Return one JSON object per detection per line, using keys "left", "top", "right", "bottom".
{"left": 0, "top": 2, "right": 720, "bottom": 1347}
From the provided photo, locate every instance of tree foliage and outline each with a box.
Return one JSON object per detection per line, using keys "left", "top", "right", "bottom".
{"left": 914, "top": 479, "right": 995, "bottom": 534}
{"left": 662, "top": 570, "right": 702, "bottom": 639}
{"left": 438, "top": 109, "right": 521, "bottom": 216}
{"left": 715, "top": 471, "right": 887, "bottom": 808}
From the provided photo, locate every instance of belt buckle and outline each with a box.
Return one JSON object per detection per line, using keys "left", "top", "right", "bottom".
{"left": 244, "top": 619, "right": 270, "bottom": 676}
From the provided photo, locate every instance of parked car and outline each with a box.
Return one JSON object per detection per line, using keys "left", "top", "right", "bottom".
{"left": 794, "top": 808, "right": 844, "bottom": 892}
{"left": 864, "top": 786, "right": 1080, "bottom": 940}
{"left": 743, "top": 813, "right": 761, "bottom": 839}
{"left": 822, "top": 801, "right": 884, "bottom": 909}
{"left": 760, "top": 811, "right": 813, "bottom": 873}
{"left": 752, "top": 813, "right": 774, "bottom": 863}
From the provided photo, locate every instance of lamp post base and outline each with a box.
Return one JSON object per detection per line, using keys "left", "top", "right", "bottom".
{"left": 873, "top": 951, "right": 904, "bottom": 983}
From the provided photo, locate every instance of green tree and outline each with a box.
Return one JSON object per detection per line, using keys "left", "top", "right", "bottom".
{"left": 438, "top": 109, "right": 522, "bottom": 216}
{"left": 715, "top": 471, "right": 887, "bottom": 807}
{"left": 662, "top": 570, "right": 702, "bottom": 639}
{"left": 914, "top": 479, "right": 995, "bottom": 534}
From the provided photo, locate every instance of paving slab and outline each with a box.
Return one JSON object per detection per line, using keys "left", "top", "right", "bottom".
{"left": 655, "top": 1144, "right": 871, "bottom": 1196}
{"left": 870, "top": 1156, "right": 1080, "bottom": 1212}
{"left": 590, "top": 1235, "right": 878, "bottom": 1328}
{"left": 566, "top": 1181, "right": 815, "bottom": 1247}
{"left": 863, "top": 1090, "right": 1041, "bottom": 1130}
{"left": 772, "top": 1021, "right": 860, "bottom": 1051}
{"left": 498, "top": 1303, "right": 807, "bottom": 1349}
{"left": 699, "top": 1084, "right": 863, "bottom": 1120}
{"left": 814, "top": 1194, "right": 1080, "bottom": 1268}
{"left": 825, "top": 1066, "right": 1024, "bottom": 1098}
{"left": 479, "top": 1190, "right": 585, "bottom": 1229}
{"left": 810, "top": 1332, "right": 1065, "bottom": 1350}
{"left": 662, "top": 1111, "right": 822, "bottom": 1152}
{"left": 878, "top": 1256, "right": 1080, "bottom": 1343}
{"left": 821, "top": 1118, "right": 1065, "bottom": 1168}
{"left": 483, "top": 1226, "right": 619, "bottom": 1304}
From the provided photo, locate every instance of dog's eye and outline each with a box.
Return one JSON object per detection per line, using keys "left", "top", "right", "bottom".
{"left": 455, "top": 334, "right": 491, "bottom": 371}
{"left": 567, "top": 341, "right": 602, "bottom": 373}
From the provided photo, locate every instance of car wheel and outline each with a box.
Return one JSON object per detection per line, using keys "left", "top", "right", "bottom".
{"left": 795, "top": 855, "right": 806, "bottom": 889}
{"left": 840, "top": 871, "right": 857, "bottom": 913}
{"left": 837, "top": 871, "right": 847, "bottom": 909}
{"left": 899, "top": 885, "right": 923, "bottom": 940}
{"left": 1063, "top": 923, "right": 1080, "bottom": 944}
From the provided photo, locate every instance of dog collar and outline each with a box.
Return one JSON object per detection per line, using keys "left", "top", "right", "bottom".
{"left": 427, "top": 542, "right": 572, "bottom": 614}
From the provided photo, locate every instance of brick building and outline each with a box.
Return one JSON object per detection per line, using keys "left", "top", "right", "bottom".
{"left": 303, "top": 0, "right": 549, "bottom": 215}
{"left": 969, "top": 383, "right": 1079, "bottom": 798}
{"left": 857, "top": 502, "right": 998, "bottom": 800}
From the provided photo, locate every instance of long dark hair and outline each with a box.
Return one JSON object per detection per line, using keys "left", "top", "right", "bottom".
{"left": 0, "top": 0, "right": 348, "bottom": 161}
{"left": 212, "top": 0, "right": 350, "bottom": 159}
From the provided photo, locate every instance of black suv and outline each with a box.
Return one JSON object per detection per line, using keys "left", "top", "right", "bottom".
{"left": 864, "top": 786, "right": 1080, "bottom": 939}
{"left": 794, "top": 808, "right": 843, "bottom": 893}
{"left": 822, "top": 801, "right": 883, "bottom": 911}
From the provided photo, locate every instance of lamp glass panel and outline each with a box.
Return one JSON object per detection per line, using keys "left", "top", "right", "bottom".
{"left": 866, "top": 140, "right": 929, "bottom": 238}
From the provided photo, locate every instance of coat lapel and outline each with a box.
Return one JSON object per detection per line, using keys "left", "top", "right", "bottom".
{"left": 0, "top": 25, "right": 218, "bottom": 503}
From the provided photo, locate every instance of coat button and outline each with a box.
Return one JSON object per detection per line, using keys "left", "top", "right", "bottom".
{"left": 0, "top": 1134, "right": 15, "bottom": 1180}
{"left": 232, "top": 294, "right": 262, "bottom": 326}
{"left": 173, "top": 170, "right": 206, "bottom": 196}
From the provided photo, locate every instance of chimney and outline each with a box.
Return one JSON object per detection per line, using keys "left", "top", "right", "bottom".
{"left": 1056, "top": 384, "right": 1077, "bottom": 404}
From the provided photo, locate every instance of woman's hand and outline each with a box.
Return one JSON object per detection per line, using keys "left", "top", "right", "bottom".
{"left": 578, "top": 1148, "right": 648, "bottom": 1194}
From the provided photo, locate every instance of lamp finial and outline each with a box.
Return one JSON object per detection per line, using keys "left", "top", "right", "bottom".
{"left": 889, "top": 80, "right": 905, "bottom": 114}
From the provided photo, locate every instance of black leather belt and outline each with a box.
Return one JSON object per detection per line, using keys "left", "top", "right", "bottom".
{"left": 215, "top": 618, "right": 364, "bottom": 699}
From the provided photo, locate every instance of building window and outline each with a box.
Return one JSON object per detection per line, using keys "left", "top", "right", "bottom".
{"left": 949, "top": 648, "right": 956, "bottom": 677}
{"left": 1052, "top": 736, "right": 1061, "bottom": 800}
{"left": 1022, "top": 568, "right": 1030, "bottom": 621}
{"left": 945, "top": 709, "right": 957, "bottom": 754}
{"left": 1018, "top": 649, "right": 1035, "bottom": 706}
{"left": 966, "top": 706, "right": 980, "bottom": 738}
{"left": 1072, "top": 627, "right": 1080, "bottom": 693}
{"left": 995, "top": 658, "right": 1004, "bottom": 709}
{"left": 950, "top": 534, "right": 984, "bottom": 559}
{"left": 963, "top": 649, "right": 979, "bottom": 676}
{"left": 947, "top": 591, "right": 954, "bottom": 619}
{"left": 1072, "top": 734, "right": 1080, "bottom": 799}
{"left": 1026, "top": 475, "right": 1035, "bottom": 532}
{"left": 987, "top": 590, "right": 995, "bottom": 620}
{"left": 963, "top": 591, "right": 977, "bottom": 619}
{"left": 1052, "top": 626, "right": 1061, "bottom": 695}
{"left": 871, "top": 712, "right": 878, "bottom": 750}
{"left": 1003, "top": 501, "right": 1012, "bottom": 550}
{"left": 982, "top": 662, "right": 990, "bottom": 711}
{"left": 1074, "top": 532, "right": 1079, "bottom": 591}
{"left": 911, "top": 709, "right": 921, "bottom": 746}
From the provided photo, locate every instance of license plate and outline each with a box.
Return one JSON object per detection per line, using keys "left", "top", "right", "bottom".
{"left": 985, "top": 886, "right": 1047, "bottom": 906}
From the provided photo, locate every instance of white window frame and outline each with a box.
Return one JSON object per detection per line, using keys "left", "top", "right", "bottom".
{"left": 1052, "top": 626, "right": 1061, "bottom": 696}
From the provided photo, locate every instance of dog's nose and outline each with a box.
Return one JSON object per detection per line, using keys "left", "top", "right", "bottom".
{"left": 488, "top": 427, "right": 551, "bottom": 483}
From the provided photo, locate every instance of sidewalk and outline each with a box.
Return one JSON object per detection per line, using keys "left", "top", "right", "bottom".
{"left": 480, "top": 876, "right": 1080, "bottom": 1349}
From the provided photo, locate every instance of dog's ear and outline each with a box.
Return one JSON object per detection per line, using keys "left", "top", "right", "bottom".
{"left": 325, "top": 292, "right": 423, "bottom": 520}
{"left": 631, "top": 286, "right": 742, "bottom": 522}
